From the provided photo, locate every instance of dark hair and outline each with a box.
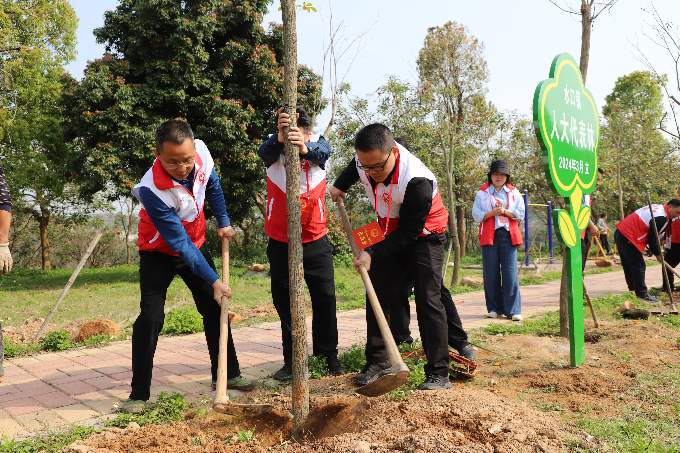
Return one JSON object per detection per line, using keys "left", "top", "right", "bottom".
{"left": 394, "top": 136, "right": 409, "bottom": 149}
{"left": 355, "top": 123, "right": 394, "bottom": 154}
{"left": 155, "top": 119, "right": 194, "bottom": 152}
{"left": 295, "top": 106, "right": 311, "bottom": 131}
{"left": 600, "top": 212, "right": 607, "bottom": 218}
{"left": 668, "top": 199, "right": 680, "bottom": 208}
{"left": 598, "top": 167, "right": 604, "bottom": 175}
{"left": 487, "top": 174, "right": 512, "bottom": 186}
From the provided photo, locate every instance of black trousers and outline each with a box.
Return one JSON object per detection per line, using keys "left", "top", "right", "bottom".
{"left": 367, "top": 233, "right": 449, "bottom": 377}
{"left": 615, "top": 230, "right": 648, "bottom": 298}
{"left": 267, "top": 235, "right": 338, "bottom": 365}
{"left": 389, "top": 270, "right": 469, "bottom": 350}
{"left": 600, "top": 233, "right": 612, "bottom": 253}
{"left": 130, "top": 244, "right": 239, "bottom": 401}
{"left": 662, "top": 242, "right": 680, "bottom": 291}
{"left": 581, "top": 234, "right": 590, "bottom": 272}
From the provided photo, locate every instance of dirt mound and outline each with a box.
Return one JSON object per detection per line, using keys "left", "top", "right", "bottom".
{"left": 76, "top": 319, "right": 120, "bottom": 342}
{"left": 2, "top": 318, "right": 84, "bottom": 344}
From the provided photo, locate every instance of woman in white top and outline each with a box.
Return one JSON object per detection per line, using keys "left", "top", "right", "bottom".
{"left": 471, "top": 160, "right": 525, "bottom": 321}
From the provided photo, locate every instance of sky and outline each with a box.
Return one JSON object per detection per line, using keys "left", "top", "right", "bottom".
{"left": 65, "top": 0, "right": 680, "bottom": 133}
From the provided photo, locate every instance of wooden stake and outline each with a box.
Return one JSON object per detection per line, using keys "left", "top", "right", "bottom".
{"left": 32, "top": 230, "right": 103, "bottom": 344}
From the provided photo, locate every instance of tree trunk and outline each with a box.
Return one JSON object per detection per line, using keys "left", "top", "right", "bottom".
{"left": 445, "top": 170, "right": 460, "bottom": 286}
{"left": 253, "top": 191, "right": 267, "bottom": 217}
{"left": 38, "top": 209, "right": 51, "bottom": 271}
{"left": 126, "top": 209, "right": 133, "bottom": 265}
{"left": 616, "top": 160, "right": 624, "bottom": 221}
{"left": 579, "top": 0, "right": 592, "bottom": 84}
{"left": 456, "top": 203, "right": 466, "bottom": 257}
{"left": 238, "top": 221, "right": 253, "bottom": 250}
{"left": 281, "top": 0, "right": 309, "bottom": 433}
{"left": 559, "top": 252, "right": 569, "bottom": 337}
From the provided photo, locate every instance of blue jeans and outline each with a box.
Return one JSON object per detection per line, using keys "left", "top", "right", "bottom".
{"left": 481, "top": 228, "right": 522, "bottom": 317}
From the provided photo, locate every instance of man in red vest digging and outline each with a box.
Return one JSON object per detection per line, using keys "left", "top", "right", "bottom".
{"left": 258, "top": 107, "right": 344, "bottom": 381}
{"left": 615, "top": 198, "right": 680, "bottom": 303}
{"left": 330, "top": 123, "right": 456, "bottom": 390}
{"left": 658, "top": 185, "right": 680, "bottom": 293}
{"left": 123, "top": 120, "right": 256, "bottom": 413}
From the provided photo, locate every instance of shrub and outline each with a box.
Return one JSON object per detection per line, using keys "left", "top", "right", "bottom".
{"left": 42, "top": 329, "right": 74, "bottom": 351}
{"left": 108, "top": 391, "right": 189, "bottom": 428}
{"left": 338, "top": 341, "right": 366, "bottom": 373}
{"left": 160, "top": 307, "right": 204, "bottom": 335}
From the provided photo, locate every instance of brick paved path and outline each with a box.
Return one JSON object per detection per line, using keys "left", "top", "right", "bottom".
{"left": 0, "top": 268, "right": 662, "bottom": 439}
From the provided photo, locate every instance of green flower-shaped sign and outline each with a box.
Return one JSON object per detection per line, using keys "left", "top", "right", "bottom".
{"left": 532, "top": 52, "right": 599, "bottom": 367}
{"left": 533, "top": 53, "right": 600, "bottom": 247}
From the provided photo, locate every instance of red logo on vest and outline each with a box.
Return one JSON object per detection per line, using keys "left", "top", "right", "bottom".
{"left": 300, "top": 160, "right": 310, "bottom": 171}
{"left": 197, "top": 171, "right": 206, "bottom": 185}
{"left": 380, "top": 191, "right": 390, "bottom": 204}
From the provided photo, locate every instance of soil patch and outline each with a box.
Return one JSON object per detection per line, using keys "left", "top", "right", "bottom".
{"left": 63, "top": 318, "right": 680, "bottom": 452}
{"left": 2, "top": 318, "right": 84, "bottom": 343}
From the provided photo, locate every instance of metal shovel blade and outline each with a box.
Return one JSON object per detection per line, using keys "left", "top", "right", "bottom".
{"left": 355, "top": 364, "right": 410, "bottom": 397}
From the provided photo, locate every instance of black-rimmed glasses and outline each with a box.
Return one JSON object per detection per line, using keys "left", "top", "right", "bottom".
{"left": 356, "top": 146, "right": 393, "bottom": 173}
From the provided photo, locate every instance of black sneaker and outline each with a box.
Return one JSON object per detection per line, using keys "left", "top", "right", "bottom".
{"left": 326, "top": 356, "right": 346, "bottom": 376}
{"left": 354, "top": 361, "right": 391, "bottom": 385}
{"left": 638, "top": 294, "right": 661, "bottom": 303}
{"left": 457, "top": 345, "right": 476, "bottom": 362}
{"left": 418, "top": 374, "right": 452, "bottom": 390}
{"left": 273, "top": 364, "right": 293, "bottom": 382}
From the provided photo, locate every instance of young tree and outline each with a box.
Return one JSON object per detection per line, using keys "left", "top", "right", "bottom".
{"left": 549, "top": 0, "right": 618, "bottom": 84}
{"left": 60, "top": 0, "right": 324, "bottom": 224}
{"left": 0, "top": 0, "right": 83, "bottom": 270}
{"left": 416, "top": 21, "right": 489, "bottom": 284}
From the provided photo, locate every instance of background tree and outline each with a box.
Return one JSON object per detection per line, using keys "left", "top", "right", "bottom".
{"left": 0, "top": 0, "right": 86, "bottom": 270}
{"left": 599, "top": 71, "right": 675, "bottom": 220}
{"left": 416, "top": 21, "right": 489, "bottom": 285}
{"left": 60, "top": 0, "right": 324, "bottom": 225}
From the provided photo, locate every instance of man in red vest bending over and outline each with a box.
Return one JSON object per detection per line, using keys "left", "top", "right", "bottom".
{"left": 659, "top": 185, "right": 680, "bottom": 293}
{"left": 124, "top": 120, "right": 256, "bottom": 413}
{"left": 258, "top": 107, "right": 344, "bottom": 381}
{"left": 330, "top": 123, "right": 455, "bottom": 390}
{"left": 614, "top": 199, "right": 680, "bottom": 303}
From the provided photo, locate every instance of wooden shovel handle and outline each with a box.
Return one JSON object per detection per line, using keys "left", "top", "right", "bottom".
{"left": 335, "top": 196, "right": 405, "bottom": 369}
{"left": 214, "top": 239, "right": 230, "bottom": 401}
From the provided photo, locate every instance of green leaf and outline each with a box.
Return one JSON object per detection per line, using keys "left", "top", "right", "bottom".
{"left": 576, "top": 205, "right": 591, "bottom": 231}
{"left": 557, "top": 210, "right": 577, "bottom": 248}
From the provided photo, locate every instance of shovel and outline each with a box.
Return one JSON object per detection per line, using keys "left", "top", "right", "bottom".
{"left": 336, "top": 196, "right": 410, "bottom": 397}
{"left": 582, "top": 279, "right": 600, "bottom": 328}
{"left": 213, "top": 239, "right": 274, "bottom": 415}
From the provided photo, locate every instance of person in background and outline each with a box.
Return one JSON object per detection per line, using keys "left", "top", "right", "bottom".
{"left": 0, "top": 161, "right": 12, "bottom": 383}
{"left": 472, "top": 160, "right": 525, "bottom": 321}
{"left": 258, "top": 107, "right": 344, "bottom": 381}
{"left": 596, "top": 213, "right": 613, "bottom": 255}
{"left": 659, "top": 184, "right": 680, "bottom": 293}
{"left": 581, "top": 168, "right": 604, "bottom": 270}
{"left": 615, "top": 199, "right": 680, "bottom": 302}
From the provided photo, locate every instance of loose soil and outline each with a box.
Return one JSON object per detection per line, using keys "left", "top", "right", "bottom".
{"left": 60, "top": 318, "right": 680, "bottom": 453}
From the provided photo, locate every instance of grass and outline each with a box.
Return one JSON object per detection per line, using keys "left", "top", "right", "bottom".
{"left": 4, "top": 330, "right": 129, "bottom": 358}
{"left": 0, "top": 426, "right": 97, "bottom": 453}
{"left": 0, "top": 263, "right": 364, "bottom": 331}
{"left": 573, "top": 365, "right": 680, "bottom": 452}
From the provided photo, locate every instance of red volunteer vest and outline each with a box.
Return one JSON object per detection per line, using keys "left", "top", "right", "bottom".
{"left": 476, "top": 183, "right": 524, "bottom": 246}
{"left": 132, "top": 140, "right": 212, "bottom": 256}
{"left": 265, "top": 134, "right": 327, "bottom": 243}
{"left": 616, "top": 204, "right": 669, "bottom": 253}
{"left": 672, "top": 198, "right": 680, "bottom": 244}
{"left": 356, "top": 145, "right": 448, "bottom": 237}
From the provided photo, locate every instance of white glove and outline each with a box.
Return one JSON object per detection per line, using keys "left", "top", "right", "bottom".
{"left": 0, "top": 243, "right": 12, "bottom": 275}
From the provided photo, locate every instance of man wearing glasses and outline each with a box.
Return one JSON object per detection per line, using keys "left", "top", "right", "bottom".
{"left": 330, "top": 123, "right": 454, "bottom": 390}
{"left": 123, "top": 120, "right": 256, "bottom": 413}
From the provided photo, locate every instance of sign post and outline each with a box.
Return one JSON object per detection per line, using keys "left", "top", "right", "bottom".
{"left": 533, "top": 53, "right": 599, "bottom": 366}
